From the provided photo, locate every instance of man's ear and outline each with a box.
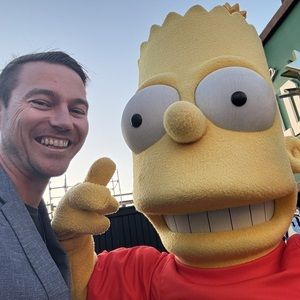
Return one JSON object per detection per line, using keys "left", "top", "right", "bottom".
{"left": 285, "top": 136, "right": 300, "bottom": 173}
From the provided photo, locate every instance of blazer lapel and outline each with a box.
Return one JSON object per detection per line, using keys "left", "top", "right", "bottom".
{"left": 0, "top": 169, "right": 69, "bottom": 297}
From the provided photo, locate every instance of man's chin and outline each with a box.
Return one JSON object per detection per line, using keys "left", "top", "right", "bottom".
{"left": 34, "top": 163, "right": 70, "bottom": 179}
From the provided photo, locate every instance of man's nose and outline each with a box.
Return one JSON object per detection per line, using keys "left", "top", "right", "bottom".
{"left": 49, "top": 106, "right": 73, "bottom": 131}
{"left": 163, "top": 101, "right": 206, "bottom": 144}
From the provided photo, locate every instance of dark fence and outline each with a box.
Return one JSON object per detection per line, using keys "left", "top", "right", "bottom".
{"left": 94, "top": 205, "right": 166, "bottom": 253}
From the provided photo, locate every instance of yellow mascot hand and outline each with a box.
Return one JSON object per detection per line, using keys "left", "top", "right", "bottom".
{"left": 52, "top": 157, "right": 120, "bottom": 300}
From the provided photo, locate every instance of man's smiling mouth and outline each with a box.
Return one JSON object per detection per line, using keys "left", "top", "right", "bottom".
{"left": 35, "top": 137, "right": 70, "bottom": 149}
{"left": 164, "top": 200, "right": 274, "bottom": 233}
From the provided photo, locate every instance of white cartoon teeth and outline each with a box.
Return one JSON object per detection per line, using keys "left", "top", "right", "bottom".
{"left": 164, "top": 200, "right": 274, "bottom": 233}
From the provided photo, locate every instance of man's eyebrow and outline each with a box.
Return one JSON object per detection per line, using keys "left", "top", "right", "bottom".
{"left": 24, "top": 88, "right": 89, "bottom": 109}
{"left": 24, "top": 88, "right": 57, "bottom": 99}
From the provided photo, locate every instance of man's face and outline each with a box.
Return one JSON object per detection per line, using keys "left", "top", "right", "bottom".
{"left": 0, "top": 61, "right": 89, "bottom": 179}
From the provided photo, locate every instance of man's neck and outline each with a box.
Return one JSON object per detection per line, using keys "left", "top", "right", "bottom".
{"left": 0, "top": 155, "right": 49, "bottom": 208}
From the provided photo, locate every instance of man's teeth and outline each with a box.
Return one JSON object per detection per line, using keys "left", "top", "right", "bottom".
{"left": 40, "top": 137, "right": 69, "bottom": 148}
{"left": 164, "top": 200, "right": 274, "bottom": 233}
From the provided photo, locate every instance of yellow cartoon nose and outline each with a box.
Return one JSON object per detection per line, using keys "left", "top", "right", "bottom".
{"left": 163, "top": 101, "right": 206, "bottom": 144}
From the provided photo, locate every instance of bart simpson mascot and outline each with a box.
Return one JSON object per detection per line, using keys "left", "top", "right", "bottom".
{"left": 53, "top": 3, "right": 300, "bottom": 299}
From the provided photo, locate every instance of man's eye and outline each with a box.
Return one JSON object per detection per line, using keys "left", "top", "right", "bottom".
{"left": 70, "top": 107, "right": 87, "bottom": 116}
{"left": 30, "top": 99, "right": 51, "bottom": 109}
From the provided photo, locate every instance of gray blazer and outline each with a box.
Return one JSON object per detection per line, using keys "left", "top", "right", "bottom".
{"left": 0, "top": 168, "right": 70, "bottom": 299}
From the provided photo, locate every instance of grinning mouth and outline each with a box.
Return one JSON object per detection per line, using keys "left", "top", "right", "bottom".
{"left": 35, "top": 136, "right": 71, "bottom": 149}
{"left": 164, "top": 200, "right": 274, "bottom": 233}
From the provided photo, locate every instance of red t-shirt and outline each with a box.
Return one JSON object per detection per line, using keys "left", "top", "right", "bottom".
{"left": 88, "top": 235, "right": 300, "bottom": 299}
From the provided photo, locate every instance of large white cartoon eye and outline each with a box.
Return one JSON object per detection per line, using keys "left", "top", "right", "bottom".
{"left": 121, "top": 85, "right": 179, "bottom": 153}
{"left": 195, "top": 67, "right": 276, "bottom": 131}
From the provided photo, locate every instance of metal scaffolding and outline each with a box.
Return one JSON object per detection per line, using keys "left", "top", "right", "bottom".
{"left": 46, "top": 169, "right": 133, "bottom": 219}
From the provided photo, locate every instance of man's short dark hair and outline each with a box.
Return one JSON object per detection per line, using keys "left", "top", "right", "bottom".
{"left": 0, "top": 51, "right": 88, "bottom": 107}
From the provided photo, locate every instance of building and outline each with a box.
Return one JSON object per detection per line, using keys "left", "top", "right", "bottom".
{"left": 261, "top": 0, "right": 300, "bottom": 139}
{"left": 261, "top": 0, "right": 300, "bottom": 184}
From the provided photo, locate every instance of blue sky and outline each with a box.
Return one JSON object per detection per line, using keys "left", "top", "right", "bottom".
{"left": 0, "top": 1, "right": 282, "bottom": 200}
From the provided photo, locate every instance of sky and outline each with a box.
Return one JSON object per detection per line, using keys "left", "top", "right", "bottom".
{"left": 0, "top": 0, "right": 282, "bottom": 204}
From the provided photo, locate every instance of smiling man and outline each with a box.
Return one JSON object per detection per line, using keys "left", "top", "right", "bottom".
{"left": 0, "top": 51, "right": 89, "bottom": 299}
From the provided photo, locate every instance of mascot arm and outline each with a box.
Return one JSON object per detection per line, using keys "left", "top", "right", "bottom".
{"left": 52, "top": 158, "right": 119, "bottom": 300}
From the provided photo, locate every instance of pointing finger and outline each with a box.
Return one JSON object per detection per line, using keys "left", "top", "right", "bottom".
{"left": 65, "top": 182, "right": 119, "bottom": 214}
{"left": 84, "top": 157, "right": 116, "bottom": 186}
{"left": 52, "top": 204, "right": 111, "bottom": 237}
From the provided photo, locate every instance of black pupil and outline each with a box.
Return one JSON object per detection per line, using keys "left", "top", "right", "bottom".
{"left": 231, "top": 91, "right": 247, "bottom": 107}
{"left": 131, "top": 113, "right": 142, "bottom": 128}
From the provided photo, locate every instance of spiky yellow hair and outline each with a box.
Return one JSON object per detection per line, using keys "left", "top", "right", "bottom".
{"left": 138, "top": 4, "right": 265, "bottom": 87}
{"left": 140, "top": 4, "right": 248, "bottom": 56}
{"left": 223, "top": 2, "right": 247, "bottom": 18}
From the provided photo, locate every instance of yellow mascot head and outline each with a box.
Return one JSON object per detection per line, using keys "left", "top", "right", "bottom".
{"left": 121, "top": 3, "right": 300, "bottom": 267}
